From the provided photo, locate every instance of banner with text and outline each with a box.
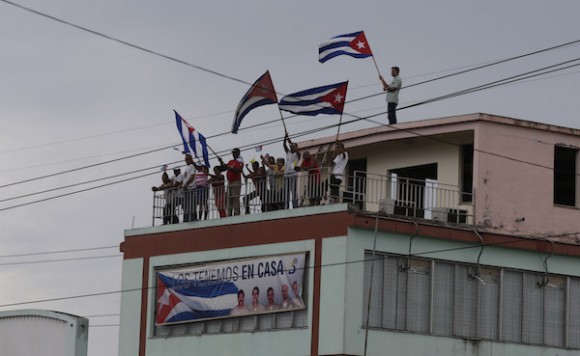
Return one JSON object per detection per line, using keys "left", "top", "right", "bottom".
{"left": 155, "top": 253, "right": 307, "bottom": 325}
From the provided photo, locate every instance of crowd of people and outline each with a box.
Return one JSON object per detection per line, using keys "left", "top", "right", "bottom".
{"left": 152, "top": 136, "right": 349, "bottom": 225}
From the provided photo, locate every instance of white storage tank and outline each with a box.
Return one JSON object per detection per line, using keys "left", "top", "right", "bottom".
{"left": 0, "top": 309, "right": 88, "bottom": 356}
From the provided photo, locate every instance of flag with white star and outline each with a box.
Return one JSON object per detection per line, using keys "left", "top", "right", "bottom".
{"left": 278, "top": 81, "right": 349, "bottom": 116}
{"left": 232, "top": 70, "right": 278, "bottom": 134}
{"left": 319, "top": 31, "right": 373, "bottom": 63}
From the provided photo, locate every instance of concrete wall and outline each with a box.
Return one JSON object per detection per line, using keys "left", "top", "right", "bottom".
{"left": 474, "top": 121, "right": 580, "bottom": 237}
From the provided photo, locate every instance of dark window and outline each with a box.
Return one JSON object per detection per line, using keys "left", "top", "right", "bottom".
{"left": 390, "top": 163, "right": 438, "bottom": 219}
{"left": 344, "top": 158, "right": 367, "bottom": 209}
{"left": 461, "top": 144, "right": 474, "bottom": 203}
{"left": 554, "top": 146, "right": 577, "bottom": 206}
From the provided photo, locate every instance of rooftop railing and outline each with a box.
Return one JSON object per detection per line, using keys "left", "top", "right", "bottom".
{"left": 152, "top": 168, "right": 474, "bottom": 226}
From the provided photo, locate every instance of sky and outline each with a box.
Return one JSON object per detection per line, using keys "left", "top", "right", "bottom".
{"left": 1, "top": 0, "right": 579, "bottom": 355}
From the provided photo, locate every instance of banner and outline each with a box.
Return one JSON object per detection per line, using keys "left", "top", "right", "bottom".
{"left": 156, "top": 253, "right": 307, "bottom": 325}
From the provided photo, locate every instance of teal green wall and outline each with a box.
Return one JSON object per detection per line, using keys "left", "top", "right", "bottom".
{"left": 118, "top": 258, "right": 144, "bottom": 356}
{"left": 337, "top": 226, "right": 580, "bottom": 356}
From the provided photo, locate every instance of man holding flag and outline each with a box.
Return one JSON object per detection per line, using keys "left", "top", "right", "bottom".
{"left": 380, "top": 66, "right": 402, "bottom": 125}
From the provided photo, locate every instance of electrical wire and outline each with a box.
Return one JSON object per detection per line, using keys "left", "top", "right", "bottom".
{"left": 2, "top": 58, "right": 578, "bottom": 212}
{"left": 0, "top": 254, "right": 121, "bottom": 266}
{"left": 0, "top": 9, "right": 578, "bottom": 211}
{"left": 2, "top": 54, "right": 577, "bottom": 197}
{"left": 0, "top": 0, "right": 251, "bottom": 87}
{"left": 0, "top": 245, "right": 118, "bottom": 259}
{"left": 0, "top": 228, "right": 574, "bottom": 309}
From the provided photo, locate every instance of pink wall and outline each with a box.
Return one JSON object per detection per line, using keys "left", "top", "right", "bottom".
{"left": 474, "top": 120, "right": 580, "bottom": 240}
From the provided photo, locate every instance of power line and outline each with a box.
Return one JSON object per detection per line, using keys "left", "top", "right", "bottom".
{"left": 0, "top": 254, "right": 121, "bottom": 267}
{"left": 0, "top": 145, "right": 172, "bottom": 190}
{"left": 0, "top": 226, "right": 573, "bottom": 309}
{"left": 1, "top": 61, "right": 578, "bottom": 212}
{"left": 0, "top": 110, "right": 234, "bottom": 157}
{"left": 0, "top": 245, "right": 118, "bottom": 259}
{"left": 2, "top": 54, "right": 580, "bottom": 209}
{"left": 0, "top": 0, "right": 250, "bottom": 87}
{"left": 0, "top": 4, "right": 576, "bottom": 190}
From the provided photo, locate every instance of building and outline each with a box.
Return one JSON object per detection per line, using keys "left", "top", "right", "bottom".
{"left": 0, "top": 309, "right": 89, "bottom": 356}
{"left": 119, "top": 113, "right": 580, "bottom": 356}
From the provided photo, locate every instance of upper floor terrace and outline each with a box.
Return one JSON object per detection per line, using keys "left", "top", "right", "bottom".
{"left": 152, "top": 113, "right": 580, "bottom": 243}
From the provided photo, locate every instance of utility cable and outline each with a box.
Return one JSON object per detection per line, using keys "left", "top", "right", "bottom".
{"left": 0, "top": 0, "right": 250, "bottom": 86}
{"left": 0, "top": 228, "right": 573, "bottom": 309}
{"left": 0, "top": 245, "right": 118, "bottom": 259}
{"left": 0, "top": 254, "right": 121, "bottom": 266}
{"left": 2, "top": 57, "right": 579, "bottom": 207}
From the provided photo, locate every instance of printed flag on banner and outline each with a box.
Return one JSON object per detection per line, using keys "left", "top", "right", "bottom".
{"left": 319, "top": 31, "right": 373, "bottom": 63}
{"left": 278, "top": 81, "right": 349, "bottom": 116}
{"left": 156, "top": 273, "right": 238, "bottom": 324}
{"left": 232, "top": 71, "right": 278, "bottom": 134}
{"left": 174, "top": 110, "right": 211, "bottom": 167}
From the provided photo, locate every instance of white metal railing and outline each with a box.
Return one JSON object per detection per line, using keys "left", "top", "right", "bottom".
{"left": 152, "top": 169, "right": 474, "bottom": 226}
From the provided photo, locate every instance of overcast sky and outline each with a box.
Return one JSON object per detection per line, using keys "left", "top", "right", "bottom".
{"left": 1, "top": 1, "right": 579, "bottom": 355}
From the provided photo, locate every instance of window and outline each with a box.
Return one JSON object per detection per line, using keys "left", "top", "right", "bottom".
{"left": 554, "top": 145, "right": 577, "bottom": 206}
{"left": 363, "top": 252, "right": 580, "bottom": 349}
{"left": 461, "top": 144, "right": 474, "bottom": 203}
{"left": 389, "top": 163, "right": 438, "bottom": 219}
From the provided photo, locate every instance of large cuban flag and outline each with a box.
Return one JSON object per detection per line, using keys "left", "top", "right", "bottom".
{"left": 156, "top": 272, "right": 238, "bottom": 325}
{"left": 232, "top": 71, "right": 278, "bottom": 134}
{"left": 174, "top": 110, "right": 211, "bottom": 167}
{"left": 278, "top": 81, "right": 349, "bottom": 116}
{"left": 319, "top": 31, "right": 373, "bottom": 63}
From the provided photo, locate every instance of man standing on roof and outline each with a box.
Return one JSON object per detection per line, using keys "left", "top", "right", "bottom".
{"left": 219, "top": 148, "right": 244, "bottom": 216}
{"left": 380, "top": 66, "right": 402, "bottom": 125}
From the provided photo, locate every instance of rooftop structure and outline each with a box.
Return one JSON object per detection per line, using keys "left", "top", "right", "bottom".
{"left": 123, "top": 113, "right": 580, "bottom": 356}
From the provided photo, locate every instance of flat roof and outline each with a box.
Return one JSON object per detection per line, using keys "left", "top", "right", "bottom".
{"left": 298, "top": 113, "right": 580, "bottom": 150}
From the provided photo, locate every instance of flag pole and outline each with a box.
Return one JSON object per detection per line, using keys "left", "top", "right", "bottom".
{"left": 278, "top": 107, "right": 289, "bottom": 137}
{"left": 205, "top": 143, "right": 222, "bottom": 162}
{"left": 371, "top": 56, "right": 382, "bottom": 78}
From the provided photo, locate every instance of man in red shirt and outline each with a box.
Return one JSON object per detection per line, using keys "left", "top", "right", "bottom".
{"left": 219, "top": 148, "right": 243, "bottom": 216}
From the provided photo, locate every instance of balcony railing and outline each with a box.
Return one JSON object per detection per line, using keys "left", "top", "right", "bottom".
{"left": 152, "top": 168, "right": 474, "bottom": 226}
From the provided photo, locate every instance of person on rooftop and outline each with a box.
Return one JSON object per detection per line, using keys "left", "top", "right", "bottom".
{"left": 300, "top": 150, "right": 322, "bottom": 206}
{"left": 283, "top": 133, "right": 301, "bottom": 209}
{"left": 192, "top": 162, "right": 209, "bottom": 220}
{"left": 218, "top": 148, "right": 244, "bottom": 216}
{"left": 209, "top": 166, "right": 226, "bottom": 218}
{"left": 262, "top": 155, "right": 285, "bottom": 211}
{"left": 243, "top": 160, "right": 267, "bottom": 214}
{"left": 329, "top": 143, "right": 348, "bottom": 204}
{"left": 151, "top": 171, "right": 178, "bottom": 225}
{"left": 380, "top": 66, "right": 402, "bottom": 125}
{"left": 182, "top": 154, "right": 197, "bottom": 222}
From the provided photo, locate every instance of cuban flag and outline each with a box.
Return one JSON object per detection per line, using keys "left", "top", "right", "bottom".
{"left": 232, "top": 71, "right": 278, "bottom": 134}
{"left": 278, "top": 81, "right": 349, "bottom": 116}
{"left": 174, "top": 111, "right": 211, "bottom": 167}
{"left": 319, "top": 31, "right": 373, "bottom": 63}
{"left": 156, "top": 273, "right": 238, "bottom": 325}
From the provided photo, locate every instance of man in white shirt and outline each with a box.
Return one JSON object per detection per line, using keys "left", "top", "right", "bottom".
{"left": 380, "top": 66, "right": 402, "bottom": 125}
{"left": 330, "top": 142, "right": 348, "bottom": 204}
{"left": 182, "top": 154, "right": 197, "bottom": 222}
{"left": 283, "top": 133, "right": 301, "bottom": 209}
